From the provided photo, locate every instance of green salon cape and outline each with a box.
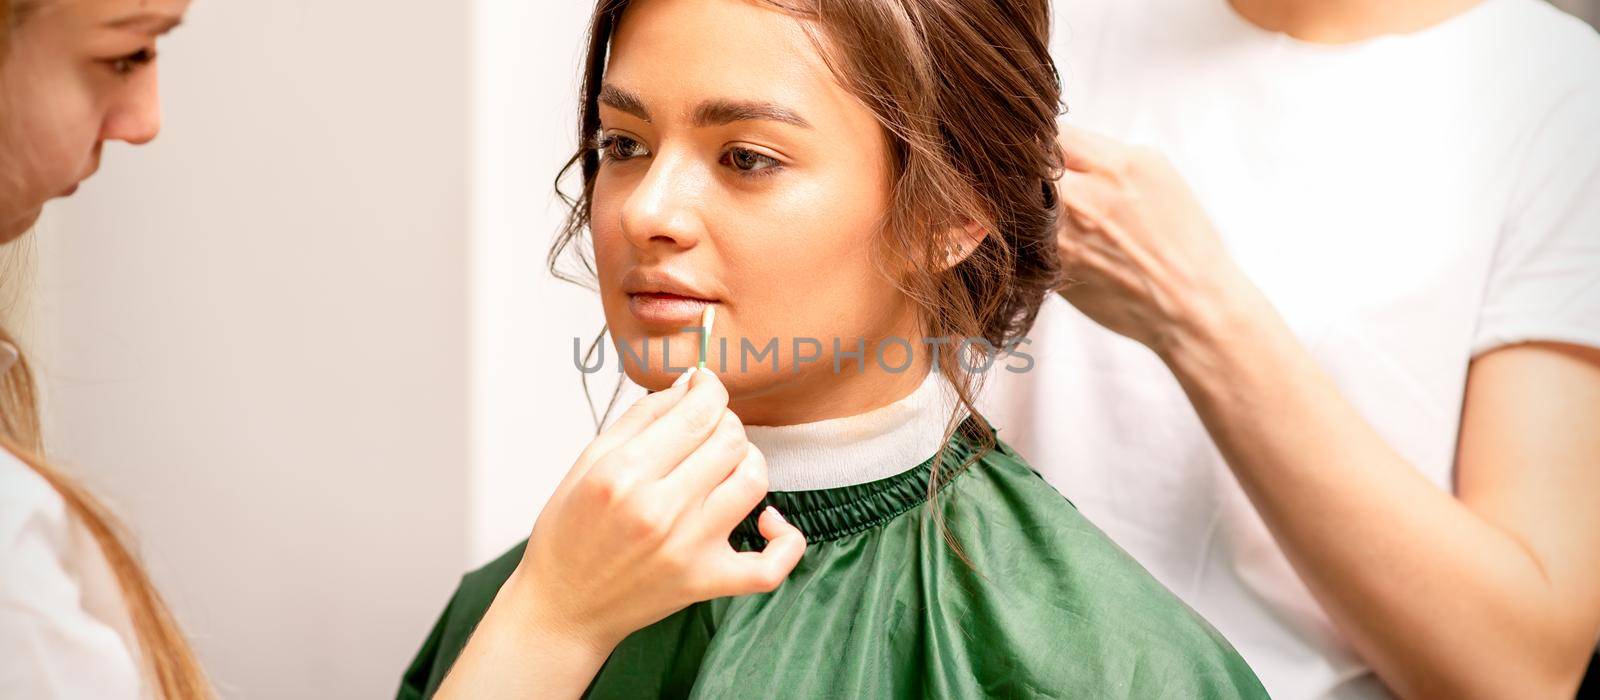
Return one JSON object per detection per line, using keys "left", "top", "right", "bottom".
{"left": 398, "top": 419, "right": 1268, "bottom": 699}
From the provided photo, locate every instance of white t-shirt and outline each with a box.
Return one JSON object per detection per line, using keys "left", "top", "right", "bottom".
{"left": 981, "top": 1, "right": 1600, "bottom": 698}
{"left": 0, "top": 448, "right": 145, "bottom": 698}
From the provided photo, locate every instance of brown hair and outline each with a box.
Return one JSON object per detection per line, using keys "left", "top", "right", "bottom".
{"left": 1, "top": 2, "right": 212, "bottom": 696}
{"left": 554, "top": 0, "right": 1064, "bottom": 557}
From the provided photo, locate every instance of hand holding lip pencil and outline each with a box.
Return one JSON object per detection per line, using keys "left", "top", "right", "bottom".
{"left": 434, "top": 304, "right": 803, "bottom": 700}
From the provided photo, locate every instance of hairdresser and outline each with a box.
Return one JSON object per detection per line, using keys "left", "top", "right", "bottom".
{"left": 0, "top": 2, "right": 803, "bottom": 698}
{"left": 984, "top": 0, "right": 1600, "bottom": 697}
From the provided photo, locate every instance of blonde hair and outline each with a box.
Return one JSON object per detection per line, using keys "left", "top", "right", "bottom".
{"left": 2, "top": 1, "right": 211, "bottom": 696}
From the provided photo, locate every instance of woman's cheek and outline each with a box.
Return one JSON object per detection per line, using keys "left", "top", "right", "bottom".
{"left": 32, "top": 72, "right": 102, "bottom": 195}
{"left": 588, "top": 190, "right": 628, "bottom": 276}
{"left": 763, "top": 189, "right": 903, "bottom": 346}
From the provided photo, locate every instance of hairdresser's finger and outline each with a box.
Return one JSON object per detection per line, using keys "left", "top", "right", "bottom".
{"left": 1057, "top": 124, "right": 1124, "bottom": 174}
{"left": 659, "top": 409, "right": 751, "bottom": 508}
{"left": 586, "top": 379, "right": 691, "bottom": 455}
{"left": 697, "top": 444, "right": 771, "bottom": 535}
{"left": 566, "top": 379, "right": 692, "bottom": 488}
{"left": 712, "top": 507, "right": 807, "bottom": 597}
{"left": 1058, "top": 168, "right": 1150, "bottom": 263}
{"left": 1057, "top": 201, "right": 1097, "bottom": 246}
{"left": 1054, "top": 169, "right": 1117, "bottom": 230}
{"left": 592, "top": 368, "right": 730, "bottom": 483}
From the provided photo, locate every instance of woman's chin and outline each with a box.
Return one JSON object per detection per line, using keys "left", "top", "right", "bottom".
{"left": 623, "top": 366, "right": 681, "bottom": 393}
{"left": 0, "top": 206, "right": 43, "bottom": 244}
{"left": 610, "top": 332, "right": 714, "bottom": 388}
{"left": 624, "top": 363, "right": 730, "bottom": 390}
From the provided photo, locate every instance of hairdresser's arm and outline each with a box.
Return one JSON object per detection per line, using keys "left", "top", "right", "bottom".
{"left": 434, "top": 370, "right": 806, "bottom": 699}
{"left": 1050, "top": 125, "right": 1600, "bottom": 700}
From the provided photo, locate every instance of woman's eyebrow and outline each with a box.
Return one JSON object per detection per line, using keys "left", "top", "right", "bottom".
{"left": 104, "top": 12, "right": 184, "bottom": 35}
{"left": 598, "top": 84, "right": 812, "bottom": 129}
{"left": 692, "top": 99, "right": 812, "bottom": 129}
{"left": 599, "top": 84, "right": 652, "bottom": 122}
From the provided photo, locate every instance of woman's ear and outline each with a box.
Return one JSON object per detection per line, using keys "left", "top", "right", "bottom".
{"left": 937, "top": 219, "right": 988, "bottom": 272}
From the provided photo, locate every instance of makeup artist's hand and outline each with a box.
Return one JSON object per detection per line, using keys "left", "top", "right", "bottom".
{"left": 1051, "top": 125, "right": 1259, "bottom": 359}
{"left": 436, "top": 368, "right": 807, "bottom": 699}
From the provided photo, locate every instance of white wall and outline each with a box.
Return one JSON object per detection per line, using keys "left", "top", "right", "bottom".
{"left": 31, "top": 1, "right": 602, "bottom": 696}
{"left": 468, "top": 0, "right": 610, "bottom": 566}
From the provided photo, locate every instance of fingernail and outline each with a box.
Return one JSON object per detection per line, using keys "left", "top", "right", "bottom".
{"left": 765, "top": 506, "right": 788, "bottom": 525}
{"left": 671, "top": 367, "right": 697, "bottom": 387}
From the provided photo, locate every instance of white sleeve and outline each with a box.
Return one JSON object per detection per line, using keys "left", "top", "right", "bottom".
{"left": 0, "top": 456, "right": 143, "bottom": 699}
{"left": 1471, "top": 70, "right": 1600, "bottom": 357}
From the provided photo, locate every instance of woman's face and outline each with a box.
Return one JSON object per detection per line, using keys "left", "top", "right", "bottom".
{"left": 0, "top": 0, "right": 189, "bottom": 242}
{"left": 593, "top": 0, "right": 926, "bottom": 425}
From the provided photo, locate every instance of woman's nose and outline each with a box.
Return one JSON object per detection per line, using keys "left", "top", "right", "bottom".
{"left": 101, "top": 73, "right": 163, "bottom": 146}
{"left": 619, "top": 152, "right": 705, "bottom": 251}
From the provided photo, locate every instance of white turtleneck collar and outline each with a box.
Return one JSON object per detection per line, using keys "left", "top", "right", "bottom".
{"left": 746, "top": 370, "right": 965, "bottom": 492}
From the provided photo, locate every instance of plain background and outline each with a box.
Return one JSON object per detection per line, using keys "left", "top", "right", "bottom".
{"left": 10, "top": 1, "right": 1600, "bottom": 698}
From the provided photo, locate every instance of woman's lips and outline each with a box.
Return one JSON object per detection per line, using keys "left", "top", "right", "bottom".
{"left": 627, "top": 292, "right": 716, "bottom": 328}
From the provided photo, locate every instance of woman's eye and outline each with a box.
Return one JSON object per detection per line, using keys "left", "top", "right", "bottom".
{"left": 598, "top": 134, "right": 649, "bottom": 161}
{"left": 107, "top": 48, "right": 157, "bottom": 76}
{"left": 720, "top": 147, "right": 781, "bottom": 175}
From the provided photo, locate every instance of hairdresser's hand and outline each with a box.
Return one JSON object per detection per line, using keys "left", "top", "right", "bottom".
{"left": 1051, "top": 125, "right": 1259, "bottom": 359}
{"left": 436, "top": 368, "right": 807, "bottom": 699}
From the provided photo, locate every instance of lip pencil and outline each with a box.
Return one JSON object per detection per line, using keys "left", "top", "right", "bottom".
{"left": 698, "top": 305, "right": 716, "bottom": 371}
